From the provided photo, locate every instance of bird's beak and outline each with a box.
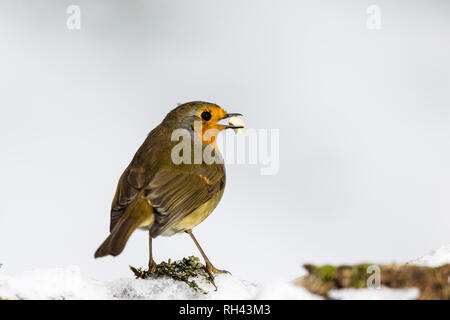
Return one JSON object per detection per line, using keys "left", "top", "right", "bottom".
{"left": 219, "top": 113, "right": 244, "bottom": 130}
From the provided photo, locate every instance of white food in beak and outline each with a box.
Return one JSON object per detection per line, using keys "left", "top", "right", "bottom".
{"left": 228, "top": 116, "right": 245, "bottom": 135}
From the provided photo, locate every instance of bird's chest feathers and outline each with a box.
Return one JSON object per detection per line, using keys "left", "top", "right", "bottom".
{"left": 193, "top": 124, "right": 221, "bottom": 152}
{"left": 162, "top": 188, "right": 225, "bottom": 236}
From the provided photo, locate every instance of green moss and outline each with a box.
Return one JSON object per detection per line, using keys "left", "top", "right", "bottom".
{"left": 312, "top": 265, "right": 336, "bottom": 282}
{"left": 305, "top": 264, "right": 371, "bottom": 291}
{"left": 130, "top": 256, "right": 213, "bottom": 294}
{"left": 349, "top": 264, "right": 372, "bottom": 288}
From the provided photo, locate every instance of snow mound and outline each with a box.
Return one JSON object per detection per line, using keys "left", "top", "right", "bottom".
{"left": 107, "top": 274, "right": 258, "bottom": 300}
{"left": 329, "top": 287, "right": 420, "bottom": 300}
{"left": 0, "top": 266, "right": 318, "bottom": 300}
{"left": 0, "top": 266, "right": 109, "bottom": 300}
{"left": 408, "top": 245, "right": 450, "bottom": 267}
{"left": 254, "top": 282, "right": 322, "bottom": 300}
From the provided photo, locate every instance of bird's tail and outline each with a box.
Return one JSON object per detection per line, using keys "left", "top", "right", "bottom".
{"left": 94, "top": 198, "right": 154, "bottom": 258}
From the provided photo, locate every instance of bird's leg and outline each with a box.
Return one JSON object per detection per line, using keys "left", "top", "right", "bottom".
{"left": 148, "top": 231, "right": 157, "bottom": 276}
{"left": 185, "top": 230, "right": 230, "bottom": 282}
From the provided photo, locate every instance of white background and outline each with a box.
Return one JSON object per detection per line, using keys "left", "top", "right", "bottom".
{"left": 0, "top": 0, "right": 449, "bottom": 282}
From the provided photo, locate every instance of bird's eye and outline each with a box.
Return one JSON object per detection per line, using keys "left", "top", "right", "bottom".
{"left": 201, "top": 111, "right": 212, "bottom": 121}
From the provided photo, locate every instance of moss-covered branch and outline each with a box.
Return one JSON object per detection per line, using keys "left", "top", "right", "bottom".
{"left": 294, "top": 263, "right": 450, "bottom": 300}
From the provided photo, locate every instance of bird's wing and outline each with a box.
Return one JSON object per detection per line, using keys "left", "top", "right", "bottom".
{"left": 110, "top": 167, "right": 146, "bottom": 231}
{"left": 146, "top": 164, "right": 225, "bottom": 237}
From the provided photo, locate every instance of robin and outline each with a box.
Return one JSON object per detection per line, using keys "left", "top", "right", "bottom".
{"left": 94, "top": 101, "right": 244, "bottom": 281}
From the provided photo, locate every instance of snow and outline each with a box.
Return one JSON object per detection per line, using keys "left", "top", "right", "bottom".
{"left": 0, "top": 266, "right": 110, "bottom": 300}
{"left": 0, "top": 266, "right": 319, "bottom": 300}
{"left": 408, "top": 245, "right": 450, "bottom": 267}
{"left": 329, "top": 287, "right": 420, "bottom": 300}
{"left": 0, "top": 245, "right": 448, "bottom": 300}
{"left": 254, "top": 282, "right": 322, "bottom": 300}
{"left": 108, "top": 274, "right": 258, "bottom": 300}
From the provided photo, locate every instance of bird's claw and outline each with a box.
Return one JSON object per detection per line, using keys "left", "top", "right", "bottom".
{"left": 203, "top": 263, "right": 231, "bottom": 291}
{"left": 207, "top": 265, "right": 231, "bottom": 275}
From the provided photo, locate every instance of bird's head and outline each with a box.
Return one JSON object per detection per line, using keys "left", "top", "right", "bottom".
{"left": 164, "top": 101, "right": 243, "bottom": 146}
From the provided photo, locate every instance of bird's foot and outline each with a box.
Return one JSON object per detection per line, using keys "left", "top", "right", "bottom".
{"left": 203, "top": 262, "right": 231, "bottom": 290}
{"left": 206, "top": 263, "right": 231, "bottom": 275}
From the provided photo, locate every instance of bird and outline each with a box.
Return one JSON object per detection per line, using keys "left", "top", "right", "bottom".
{"left": 94, "top": 101, "right": 243, "bottom": 281}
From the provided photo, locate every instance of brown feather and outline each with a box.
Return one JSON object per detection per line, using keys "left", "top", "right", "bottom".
{"left": 95, "top": 196, "right": 154, "bottom": 258}
{"left": 148, "top": 165, "right": 225, "bottom": 237}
